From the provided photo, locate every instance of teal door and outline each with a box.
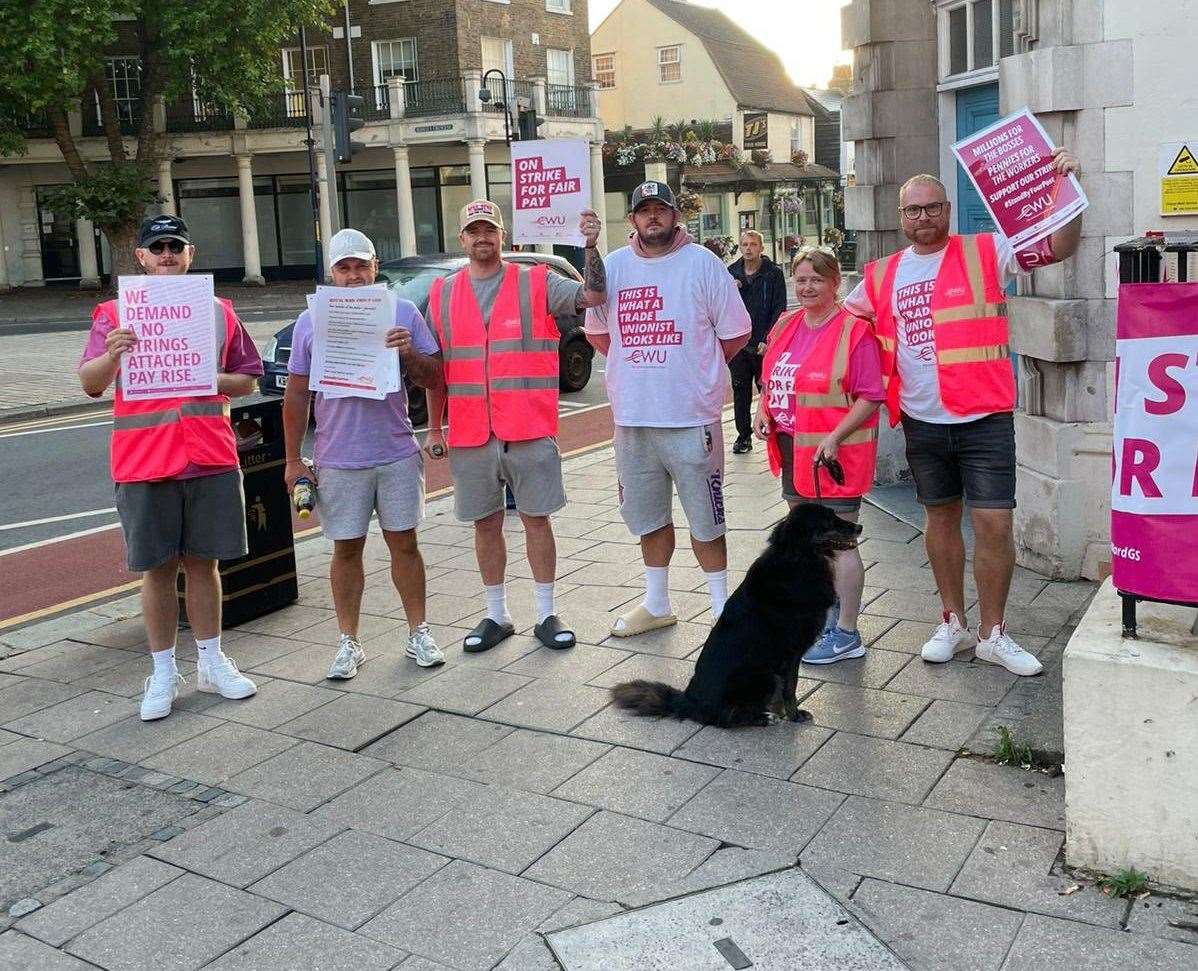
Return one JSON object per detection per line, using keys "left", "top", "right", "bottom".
{"left": 955, "top": 83, "right": 1000, "bottom": 234}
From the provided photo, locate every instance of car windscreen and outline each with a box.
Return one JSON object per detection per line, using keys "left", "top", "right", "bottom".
{"left": 385, "top": 267, "right": 453, "bottom": 312}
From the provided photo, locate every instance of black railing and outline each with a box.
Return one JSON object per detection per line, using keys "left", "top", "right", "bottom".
{"left": 8, "top": 109, "right": 52, "bottom": 138}
{"left": 165, "top": 97, "right": 234, "bottom": 133}
{"left": 546, "top": 83, "right": 592, "bottom": 118}
{"left": 404, "top": 77, "right": 466, "bottom": 117}
{"left": 81, "top": 101, "right": 142, "bottom": 137}
{"left": 359, "top": 84, "right": 390, "bottom": 122}
{"left": 482, "top": 76, "right": 534, "bottom": 110}
{"left": 247, "top": 90, "right": 309, "bottom": 130}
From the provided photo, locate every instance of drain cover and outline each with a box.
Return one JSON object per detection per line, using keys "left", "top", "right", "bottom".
{"left": 547, "top": 869, "right": 906, "bottom": 970}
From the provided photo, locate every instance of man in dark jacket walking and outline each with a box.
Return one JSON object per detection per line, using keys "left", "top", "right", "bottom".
{"left": 727, "top": 229, "right": 787, "bottom": 453}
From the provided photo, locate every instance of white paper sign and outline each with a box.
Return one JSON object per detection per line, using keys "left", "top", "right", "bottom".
{"left": 511, "top": 138, "right": 591, "bottom": 247}
{"left": 118, "top": 274, "right": 218, "bottom": 401}
{"left": 309, "top": 286, "right": 399, "bottom": 400}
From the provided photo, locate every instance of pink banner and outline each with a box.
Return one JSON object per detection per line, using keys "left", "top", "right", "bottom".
{"left": 1111, "top": 283, "right": 1198, "bottom": 603}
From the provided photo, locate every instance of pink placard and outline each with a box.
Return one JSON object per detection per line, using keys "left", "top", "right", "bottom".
{"left": 1110, "top": 283, "right": 1198, "bottom": 603}
{"left": 952, "top": 108, "right": 1088, "bottom": 250}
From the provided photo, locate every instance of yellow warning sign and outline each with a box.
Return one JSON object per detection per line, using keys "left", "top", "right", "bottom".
{"left": 1167, "top": 144, "right": 1198, "bottom": 176}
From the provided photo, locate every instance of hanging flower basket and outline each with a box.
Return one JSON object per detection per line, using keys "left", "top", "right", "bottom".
{"left": 676, "top": 189, "right": 703, "bottom": 218}
{"left": 750, "top": 148, "right": 773, "bottom": 166}
{"left": 791, "top": 149, "right": 809, "bottom": 167}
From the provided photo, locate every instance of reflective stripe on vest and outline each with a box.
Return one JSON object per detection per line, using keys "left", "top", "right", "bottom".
{"left": 112, "top": 401, "right": 230, "bottom": 430}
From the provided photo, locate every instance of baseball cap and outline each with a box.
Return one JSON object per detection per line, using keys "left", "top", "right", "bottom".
{"left": 630, "top": 181, "right": 679, "bottom": 213}
{"left": 137, "top": 214, "right": 191, "bottom": 247}
{"left": 459, "top": 199, "right": 504, "bottom": 232}
{"left": 328, "top": 228, "right": 376, "bottom": 267}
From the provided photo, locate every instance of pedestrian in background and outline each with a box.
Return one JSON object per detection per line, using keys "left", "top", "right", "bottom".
{"left": 77, "top": 215, "right": 262, "bottom": 721}
{"left": 282, "top": 229, "right": 446, "bottom": 678}
{"left": 727, "top": 229, "right": 787, "bottom": 454}
{"left": 755, "top": 247, "right": 883, "bottom": 664}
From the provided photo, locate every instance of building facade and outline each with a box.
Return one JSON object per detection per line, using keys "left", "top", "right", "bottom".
{"left": 0, "top": 0, "right": 603, "bottom": 289}
{"left": 842, "top": 0, "right": 1198, "bottom": 580}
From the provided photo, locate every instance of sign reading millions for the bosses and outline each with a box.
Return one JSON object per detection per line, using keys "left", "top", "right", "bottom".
{"left": 118, "top": 274, "right": 218, "bottom": 401}
{"left": 951, "top": 108, "right": 1088, "bottom": 251}
{"left": 510, "top": 138, "right": 591, "bottom": 247}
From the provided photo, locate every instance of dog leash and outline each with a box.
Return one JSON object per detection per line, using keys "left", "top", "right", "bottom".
{"left": 812, "top": 453, "right": 845, "bottom": 501}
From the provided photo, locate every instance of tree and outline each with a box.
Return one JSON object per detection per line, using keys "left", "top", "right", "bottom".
{"left": 0, "top": 1, "right": 335, "bottom": 282}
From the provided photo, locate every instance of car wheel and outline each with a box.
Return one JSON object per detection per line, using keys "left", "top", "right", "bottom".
{"left": 559, "top": 337, "right": 593, "bottom": 393}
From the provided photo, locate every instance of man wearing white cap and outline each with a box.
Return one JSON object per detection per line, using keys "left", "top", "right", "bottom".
{"left": 282, "top": 229, "right": 446, "bottom": 678}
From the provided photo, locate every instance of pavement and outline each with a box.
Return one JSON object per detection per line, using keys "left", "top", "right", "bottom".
{"left": 2, "top": 424, "right": 1196, "bottom": 970}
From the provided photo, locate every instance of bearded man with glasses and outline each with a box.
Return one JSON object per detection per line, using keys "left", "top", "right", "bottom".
{"left": 843, "top": 149, "right": 1081, "bottom": 678}
{"left": 78, "top": 214, "right": 264, "bottom": 721}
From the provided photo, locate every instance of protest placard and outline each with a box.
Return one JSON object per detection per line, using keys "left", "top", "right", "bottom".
{"left": 511, "top": 138, "right": 591, "bottom": 247}
{"left": 951, "top": 108, "right": 1088, "bottom": 251}
{"left": 1110, "top": 283, "right": 1198, "bottom": 603}
{"left": 309, "top": 286, "right": 399, "bottom": 400}
{"left": 118, "top": 274, "right": 218, "bottom": 401}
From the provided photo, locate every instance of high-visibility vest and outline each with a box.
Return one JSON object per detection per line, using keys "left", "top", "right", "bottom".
{"left": 763, "top": 307, "right": 879, "bottom": 499}
{"left": 863, "top": 233, "right": 1014, "bottom": 426}
{"left": 428, "top": 262, "right": 560, "bottom": 448}
{"left": 101, "top": 297, "right": 240, "bottom": 484}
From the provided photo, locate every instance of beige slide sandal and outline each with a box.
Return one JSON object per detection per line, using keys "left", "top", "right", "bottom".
{"left": 610, "top": 604, "right": 678, "bottom": 638}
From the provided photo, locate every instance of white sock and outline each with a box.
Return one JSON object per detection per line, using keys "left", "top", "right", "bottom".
{"left": 534, "top": 581, "right": 555, "bottom": 624}
{"left": 644, "top": 566, "right": 672, "bottom": 617}
{"left": 484, "top": 583, "right": 511, "bottom": 625}
{"left": 195, "top": 635, "right": 226, "bottom": 668}
{"left": 706, "top": 569, "right": 729, "bottom": 619}
{"left": 151, "top": 647, "right": 177, "bottom": 677}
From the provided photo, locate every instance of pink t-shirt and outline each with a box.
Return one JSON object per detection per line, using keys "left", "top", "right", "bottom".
{"left": 765, "top": 312, "right": 885, "bottom": 435}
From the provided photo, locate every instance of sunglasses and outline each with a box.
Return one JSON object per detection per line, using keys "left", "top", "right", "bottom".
{"left": 898, "top": 202, "right": 945, "bottom": 220}
{"left": 147, "top": 239, "right": 186, "bottom": 255}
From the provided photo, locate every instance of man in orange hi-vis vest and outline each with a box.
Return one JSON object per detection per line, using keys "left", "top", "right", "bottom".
{"left": 425, "top": 201, "right": 606, "bottom": 655}
{"left": 77, "top": 215, "right": 262, "bottom": 722}
{"left": 844, "top": 150, "right": 1082, "bottom": 677}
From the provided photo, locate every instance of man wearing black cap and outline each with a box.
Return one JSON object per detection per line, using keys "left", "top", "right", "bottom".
{"left": 584, "top": 181, "right": 751, "bottom": 637}
{"left": 78, "top": 214, "right": 264, "bottom": 722}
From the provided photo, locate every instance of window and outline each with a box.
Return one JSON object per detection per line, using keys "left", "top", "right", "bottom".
{"left": 701, "top": 194, "right": 723, "bottom": 233}
{"left": 373, "top": 39, "right": 418, "bottom": 85}
{"left": 658, "top": 45, "right": 681, "bottom": 84}
{"left": 546, "top": 0, "right": 571, "bottom": 12}
{"left": 281, "top": 46, "right": 328, "bottom": 87}
{"left": 943, "top": 0, "right": 1015, "bottom": 77}
{"left": 547, "top": 48, "right": 574, "bottom": 88}
{"left": 592, "top": 53, "right": 615, "bottom": 89}
{"left": 480, "top": 35, "right": 514, "bottom": 79}
{"left": 102, "top": 56, "right": 142, "bottom": 124}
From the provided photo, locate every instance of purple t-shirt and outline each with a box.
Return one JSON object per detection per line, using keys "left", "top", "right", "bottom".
{"left": 288, "top": 296, "right": 440, "bottom": 470}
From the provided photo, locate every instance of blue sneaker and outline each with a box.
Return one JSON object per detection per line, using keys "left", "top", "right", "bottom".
{"left": 802, "top": 626, "right": 865, "bottom": 664}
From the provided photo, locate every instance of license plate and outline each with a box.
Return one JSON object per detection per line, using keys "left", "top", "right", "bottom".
{"left": 275, "top": 374, "right": 288, "bottom": 389}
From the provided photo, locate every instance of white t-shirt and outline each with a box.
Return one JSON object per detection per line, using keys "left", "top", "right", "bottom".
{"left": 843, "top": 233, "right": 1019, "bottom": 424}
{"left": 585, "top": 243, "right": 751, "bottom": 427}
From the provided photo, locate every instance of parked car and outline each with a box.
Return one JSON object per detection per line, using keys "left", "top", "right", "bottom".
{"left": 258, "top": 251, "right": 596, "bottom": 427}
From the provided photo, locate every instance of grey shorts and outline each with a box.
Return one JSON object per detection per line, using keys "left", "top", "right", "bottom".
{"left": 449, "top": 435, "right": 566, "bottom": 522}
{"left": 315, "top": 452, "right": 425, "bottom": 540}
{"left": 614, "top": 423, "right": 727, "bottom": 542}
{"left": 115, "top": 469, "right": 248, "bottom": 572}
{"left": 777, "top": 432, "right": 863, "bottom": 515}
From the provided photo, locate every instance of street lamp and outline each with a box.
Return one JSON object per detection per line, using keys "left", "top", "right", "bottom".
{"left": 478, "top": 68, "right": 512, "bottom": 145}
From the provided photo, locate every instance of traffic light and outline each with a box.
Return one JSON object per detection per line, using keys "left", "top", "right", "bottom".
{"left": 517, "top": 105, "right": 542, "bottom": 141}
{"left": 331, "top": 90, "right": 366, "bottom": 163}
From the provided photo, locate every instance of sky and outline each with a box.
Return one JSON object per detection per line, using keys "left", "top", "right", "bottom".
{"left": 588, "top": 0, "right": 852, "bottom": 88}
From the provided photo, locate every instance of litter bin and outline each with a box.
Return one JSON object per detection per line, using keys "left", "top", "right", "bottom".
{"left": 177, "top": 395, "right": 299, "bottom": 628}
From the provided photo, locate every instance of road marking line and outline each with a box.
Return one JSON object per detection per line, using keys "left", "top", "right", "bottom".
{"left": 0, "top": 580, "right": 141, "bottom": 631}
{"left": 0, "top": 523, "right": 122, "bottom": 556}
{"left": 0, "top": 508, "right": 118, "bottom": 532}
{"left": 0, "top": 410, "right": 114, "bottom": 433}
{"left": 0, "top": 419, "right": 113, "bottom": 440}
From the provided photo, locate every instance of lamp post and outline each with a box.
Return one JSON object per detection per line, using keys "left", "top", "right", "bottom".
{"left": 479, "top": 68, "right": 512, "bottom": 145}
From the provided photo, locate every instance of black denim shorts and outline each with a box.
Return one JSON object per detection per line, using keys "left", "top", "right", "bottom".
{"left": 901, "top": 412, "right": 1016, "bottom": 509}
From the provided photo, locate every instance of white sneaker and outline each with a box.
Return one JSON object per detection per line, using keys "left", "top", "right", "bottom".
{"left": 197, "top": 657, "right": 258, "bottom": 699}
{"left": 921, "top": 611, "right": 976, "bottom": 663}
{"left": 328, "top": 634, "right": 366, "bottom": 680}
{"left": 975, "top": 623, "right": 1043, "bottom": 676}
{"left": 405, "top": 623, "right": 446, "bottom": 668}
{"left": 140, "top": 672, "right": 184, "bottom": 721}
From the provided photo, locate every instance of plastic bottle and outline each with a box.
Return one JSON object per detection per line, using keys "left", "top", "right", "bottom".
{"left": 293, "top": 477, "right": 315, "bottom": 519}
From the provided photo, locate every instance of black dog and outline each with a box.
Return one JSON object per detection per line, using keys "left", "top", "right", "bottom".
{"left": 610, "top": 504, "right": 862, "bottom": 727}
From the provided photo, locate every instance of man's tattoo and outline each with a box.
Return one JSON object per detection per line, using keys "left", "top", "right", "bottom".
{"left": 583, "top": 246, "right": 607, "bottom": 295}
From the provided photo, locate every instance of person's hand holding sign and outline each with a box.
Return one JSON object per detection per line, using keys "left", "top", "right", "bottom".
{"left": 104, "top": 327, "right": 138, "bottom": 362}
{"left": 1051, "top": 147, "right": 1080, "bottom": 177}
{"left": 386, "top": 327, "right": 415, "bottom": 359}
{"left": 578, "top": 209, "right": 601, "bottom": 248}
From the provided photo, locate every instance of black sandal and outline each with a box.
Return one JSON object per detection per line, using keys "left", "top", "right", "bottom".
{"left": 534, "top": 615, "right": 576, "bottom": 650}
{"left": 463, "top": 618, "right": 515, "bottom": 654}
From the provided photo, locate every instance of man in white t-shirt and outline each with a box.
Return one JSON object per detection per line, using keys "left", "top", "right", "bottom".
{"left": 844, "top": 155, "right": 1081, "bottom": 676}
{"left": 585, "top": 181, "right": 751, "bottom": 636}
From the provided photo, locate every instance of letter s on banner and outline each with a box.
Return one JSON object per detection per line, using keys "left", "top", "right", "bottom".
{"left": 1110, "top": 283, "right": 1198, "bottom": 602}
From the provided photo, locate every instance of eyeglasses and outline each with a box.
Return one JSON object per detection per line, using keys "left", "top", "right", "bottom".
{"left": 898, "top": 202, "right": 945, "bottom": 220}
{"left": 147, "top": 239, "right": 186, "bottom": 255}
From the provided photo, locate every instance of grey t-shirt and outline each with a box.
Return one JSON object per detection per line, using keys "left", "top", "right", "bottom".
{"left": 468, "top": 264, "right": 582, "bottom": 324}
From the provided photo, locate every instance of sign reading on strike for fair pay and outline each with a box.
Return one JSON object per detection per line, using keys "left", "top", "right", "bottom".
{"left": 952, "top": 108, "right": 1088, "bottom": 252}
{"left": 1111, "top": 283, "right": 1198, "bottom": 604}
{"left": 510, "top": 138, "right": 591, "bottom": 247}
{"left": 118, "top": 273, "right": 218, "bottom": 400}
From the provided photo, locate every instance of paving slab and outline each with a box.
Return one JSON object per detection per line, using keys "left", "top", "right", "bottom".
{"left": 967, "top": 647, "right": 1065, "bottom": 761}
{"left": 866, "top": 591, "right": 974, "bottom": 624}
{"left": 250, "top": 829, "right": 446, "bottom": 930}
{"left": 570, "top": 702, "right": 703, "bottom": 754}
{"left": 396, "top": 665, "right": 531, "bottom": 716}
{"left": 314, "top": 767, "right": 488, "bottom": 842}
{"left": 206, "top": 912, "right": 407, "bottom": 970}
{"left": 523, "top": 810, "right": 718, "bottom": 903}
{"left": 869, "top": 619, "right": 937, "bottom": 655}
{"left": 805, "top": 648, "right": 912, "bottom": 690}
{"left": 801, "top": 795, "right": 987, "bottom": 892}
{"left": 793, "top": 731, "right": 955, "bottom": 804}
{"left": 9, "top": 644, "right": 141, "bottom": 683}
{"left": 670, "top": 717, "right": 829, "bottom": 778}
{"left": 587, "top": 653, "right": 695, "bottom": 690}
{"left": 64, "top": 872, "right": 286, "bottom": 970}
{"left": 901, "top": 699, "right": 992, "bottom": 750}
{"left": 359, "top": 859, "right": 571, "bottom": 971}
{"left": 452, "top": 729, "right": 610, "bottom": 793}
{"left": 850, "top": 878, "right": 1025, "bottom": 971}
{"left": 801, "top": 683, "right": 931, "bottom": 740}
{"left": 550, "top": 747, "right": 720, "bottom": 822}
{"left": 479, "top": 678, "right": 613, "bottom": 732}
{"left": 140, "top": 722, "right": 298, "bottom": 786}
{"left": 435, "top": 632, "right": 541, "bottom": 672}
{"left": 361, "top": 710, "right": 515, "bottom": 771}
{"left": 224, "top": 741, "right": 387, "bottom": 812}
{"left": 547, "top": 868, "right": 904, "bottom": 971}
{"left": 149, "top": 799, "right": 343, "bottom": 889}
{"left": 502, "top": 643, "right": 630, "bottom": 683}
{"left": 0, "top": 737, "right": 73, "bottom": 779}
{"left": 598, "top": 621, "right": 711, "bottom": 659}
{"left": 1125, "top": 895, "right": 1198, "bottom": 946}
{"left": 2, "top": 690, "right": 136, "bottom": 743}
{"left": 0, "top": 931, "right": 95, "bottom": 970}
{"left": 924, "top": 758, "right": 1066, "bottom": 830}
{"left": 278, "top": 694, "right": 427, "bottom": 751}
{"left": 885, "top": 656, "right": 1018, "bottom": 706}
{"left": 1001, "top": 913, "right": 1198, "bottom": 970}
{"left": 204, "top": 678, "right": 342, "bottom": 730}
{"left": 73, "top": 711, "right": 224, "bottom": 762}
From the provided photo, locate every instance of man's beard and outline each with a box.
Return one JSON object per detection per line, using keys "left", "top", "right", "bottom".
{"left": 636, "top": 224, "right": 676, "bottom": 247}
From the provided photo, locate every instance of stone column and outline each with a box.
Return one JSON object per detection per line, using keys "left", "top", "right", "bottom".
{"left": 157, "top": 158, "right": 176, "bottom": 215}
{"left": 76, "top": 217, "right": 100, "bottom": 289}
{"left": 386, "top": 76, "right": 406, "bottom": 120}
{"left": 590, "top": 140, "right": 609, "bottom": 254}
{"left": 467, "top": 138, "right": 488, "bottom": 201}
{"left": 235, "top": 155, "right": 265, "bottom": 285}
{"left": 315, "top": 151, "right": 334, "bottom": 270}
{"left": 393, "top": 144, "right": 417, "bottom": 257}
